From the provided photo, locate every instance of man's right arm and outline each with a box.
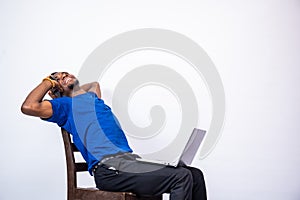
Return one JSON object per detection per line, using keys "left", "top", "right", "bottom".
{"left": 21, "top": 80, "right": 54, "bottom": 118}
{"left": 81, "top": 82, "right": 101, "bottom": 98}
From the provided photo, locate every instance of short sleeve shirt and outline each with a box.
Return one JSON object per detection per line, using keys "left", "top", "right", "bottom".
{"left": 43, "top": 92, "right": 132, "bottom": 174}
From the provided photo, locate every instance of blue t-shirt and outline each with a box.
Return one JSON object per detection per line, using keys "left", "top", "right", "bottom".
{"left": 43, "top": 92, "right": 132, "bottom": 174}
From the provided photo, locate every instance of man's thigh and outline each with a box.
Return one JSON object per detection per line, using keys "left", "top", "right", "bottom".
{"left": 93, "top": 158, "right": 192, "bottom": 196}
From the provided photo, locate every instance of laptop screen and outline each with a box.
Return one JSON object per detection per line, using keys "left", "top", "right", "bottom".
{"left": 180, "top": 128, "right": 206, "bottom": 165}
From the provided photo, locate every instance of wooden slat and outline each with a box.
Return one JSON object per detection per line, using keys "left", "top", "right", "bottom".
{"left": 75, "top": 162, "right": 88, "bottom": 172}
{"left": 71, "top": 143, "right": 79, "bottom": 152}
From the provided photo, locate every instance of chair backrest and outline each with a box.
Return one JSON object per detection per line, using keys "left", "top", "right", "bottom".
{"left": 61, "top": 129, "right": 88, "bottom": 197}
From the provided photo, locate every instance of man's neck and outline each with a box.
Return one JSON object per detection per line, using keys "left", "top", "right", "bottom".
{"left": 71, "top": 89, "right": 87, "bottom": 97}
{"left": 69, "top": 85, "right": 86, "bottom": 97}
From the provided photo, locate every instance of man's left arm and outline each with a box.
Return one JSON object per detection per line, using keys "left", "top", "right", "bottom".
{"left": 81, "top": 82, "right": 101, "bottom": 98}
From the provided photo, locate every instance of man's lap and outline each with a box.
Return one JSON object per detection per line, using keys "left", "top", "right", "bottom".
{"left": 93, "top": 155, "right": 198, "bottom": 196}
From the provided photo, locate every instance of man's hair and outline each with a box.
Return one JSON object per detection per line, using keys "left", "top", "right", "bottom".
{"left": 50, "top": 72, "right": 62, "bottom": 97}
{"left": 50, "top": 72, "right": 58, "bottom": 81}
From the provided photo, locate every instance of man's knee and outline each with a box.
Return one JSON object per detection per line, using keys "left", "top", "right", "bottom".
{"left": 185, "top": 166, "right": 203, "bottom": 178}
{"left": 176, "top": 167, "right": 193, "bottom": 183}
{"left": 192, "top": 168, "right": 204, "bottom": 178}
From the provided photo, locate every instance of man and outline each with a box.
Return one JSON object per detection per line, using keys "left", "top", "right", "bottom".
{"left": 21, "top": 72, "right": 207, "bottom": 200}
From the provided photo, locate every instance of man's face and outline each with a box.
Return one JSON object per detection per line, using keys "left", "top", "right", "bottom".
{"left": 50, "top": 72, "right": 79, "bottom": 93}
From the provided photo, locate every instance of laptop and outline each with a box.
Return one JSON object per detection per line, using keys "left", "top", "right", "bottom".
{"left": 136, "top": 128, "right": 206, "bottom": 167}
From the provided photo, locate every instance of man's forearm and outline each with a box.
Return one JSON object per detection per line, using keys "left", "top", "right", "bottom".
{"left": 21, "top": 80, "right": 53, "bottom": 117}
{"left": 81, "top": 82, "right": 101, "bottom": 98}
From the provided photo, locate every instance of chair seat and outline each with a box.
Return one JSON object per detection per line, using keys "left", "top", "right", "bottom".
{"left": 75, "top": 188, "right": 133, "bottom": 200}
{"left": 75, "top": 187, "right": 161, "bottom": 200}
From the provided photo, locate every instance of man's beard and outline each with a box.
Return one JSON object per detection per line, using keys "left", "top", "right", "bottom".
{"left": 68, "top": 80, "right": 79, "bottom": 90}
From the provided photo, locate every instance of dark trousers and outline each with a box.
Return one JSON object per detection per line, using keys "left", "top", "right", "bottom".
{"left": 93, "top": 154, "right": 207, "bottom": 200}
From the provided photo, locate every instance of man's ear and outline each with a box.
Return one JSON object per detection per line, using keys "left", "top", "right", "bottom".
{"left": 48, "top": 87, "right": 63, "bottom": 99}
{"left": 48, "top": 90, "right": 57, "bottom": 99}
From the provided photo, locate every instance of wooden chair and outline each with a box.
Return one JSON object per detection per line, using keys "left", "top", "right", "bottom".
{"left": 61, "top": 129, "right": 162, "bottom": 200}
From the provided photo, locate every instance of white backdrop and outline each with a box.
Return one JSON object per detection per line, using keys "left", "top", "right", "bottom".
{"left": 1, "top": 0, "right": 300, "bottom": 200}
